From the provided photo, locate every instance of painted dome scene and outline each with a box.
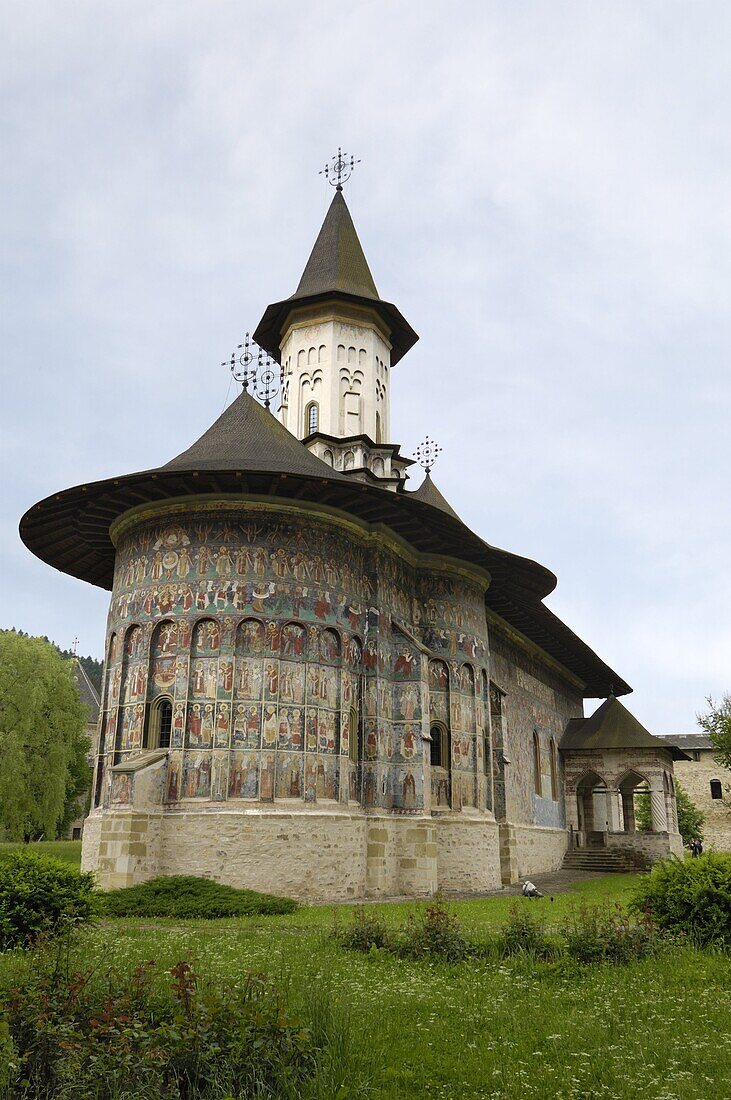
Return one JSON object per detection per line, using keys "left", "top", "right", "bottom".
{"left": 20, "top": 157, "right": 687, "bottom": 900}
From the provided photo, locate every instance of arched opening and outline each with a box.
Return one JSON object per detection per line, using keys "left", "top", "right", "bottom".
{"left": 711, "top": 778, "right": 723, "bottom": 799}
{"left": 375, "top": 411, "right": 382, "bottom": 444}
{"left": 549, "top": 738, "right": 558, "bottom": 801}
{"left": 147, "top": 696, "right": 173, "bottom": 750}
{"left": 348, "top": 705, "right": 360, "bottom": 765}
{"left": 532, "top": 730, "right": 542, "bottom": 796}
{"left": 304, "top": 401, "right": 319, "bottom": 435}
{"left": 575, "top": 771, "right": 610, "bottom": 846}
{"left": 322, "top": 448, "right": 334, "bottom": 466}
{"left": 428, "top": 657, "right": 452, "bottom": 810}
{"left": 616, "top": 770, "right": 652, "bottom": 834}
{"left": 489, "top": 682, "right": 506, "bottom": 820}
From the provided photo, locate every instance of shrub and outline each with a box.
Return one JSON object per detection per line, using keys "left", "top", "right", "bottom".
{"left": 0, "top": 956, "right": 317, "bottom": 1100}
{"left": 394, "top": 898, "right": 472, "bottom": 962}
{"left": 561, "top": 903, "right": 660, "bottom": 964}
{"left": 0, "top": 852, "right": 95, "bottom": 951}
{"left": 630, "top": 852, "right": 731, "bottom": 947}
{"left": 99, "top": 875, "right": 298, "bottom": 919}
{"left": 334, "top": 906, "right": 392, "bottom": 952}
{"left": 498, "top": 904, "right": 556, "bottom": 960}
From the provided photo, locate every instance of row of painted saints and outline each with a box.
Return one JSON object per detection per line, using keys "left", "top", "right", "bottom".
{"left": 112, "top": 520, "right": 486, "bottom": 655}
{"left": 109, "top": 748, "right": 481, "bottom": 812}
{"left": 109, "top": 750, "right": 430, "bottom": 809}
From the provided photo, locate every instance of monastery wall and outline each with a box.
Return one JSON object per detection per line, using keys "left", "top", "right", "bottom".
{"left": 673, "top": 751, "right": 731, "bottom": 850}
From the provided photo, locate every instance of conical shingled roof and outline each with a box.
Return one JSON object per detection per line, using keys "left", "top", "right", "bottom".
{"left": 293, "top": 190, "right": 380, "bottom": 301}
{"left": 561, "top": 696, "right": 689, "bottom": 759}
{"left": 163, "top": 389, "right": 341, "bottom": 480}
{"left": 20, "top": 393, "right": 630, "bottom": 698}
{"left": 254, "top": 191, "right": 418, "bottom": 367}
{"left": 408, "top": 473, "right": 461, "bottom": 521}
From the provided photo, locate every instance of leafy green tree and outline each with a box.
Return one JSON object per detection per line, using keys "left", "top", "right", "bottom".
{"left": 633, "top": 782, "right": 704, "bottom": 847}
{"left": 674, "top": 783, "right": 705, "bottom": 846}
{"left": 699, "top": 694, "right": 731, "bottom": 771}
{"left": 0, "top": 632, "right": 90, "bottom": 841}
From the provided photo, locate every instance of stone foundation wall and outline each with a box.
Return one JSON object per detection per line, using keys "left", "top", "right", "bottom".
{"left": 606, "top": 830, "right": 684, "bottom": 863}
{"left": 511, "top": 825, "right": 568, "bottom": 880}
{"left": 84, "top": 807, "right": 449, "bottom": 900}
{"left": 83, "top": 807, "right": 510, "bottom": 900}
{"left": 435, "top": 816, "right": 502, "bottom": 893}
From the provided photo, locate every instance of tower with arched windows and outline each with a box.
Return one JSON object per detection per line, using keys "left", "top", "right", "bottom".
{"left": 255, "top": 189, "right": 416, "bottom": 486}
{"left": 20, "top": 175, "right": 687, "bottom": 899}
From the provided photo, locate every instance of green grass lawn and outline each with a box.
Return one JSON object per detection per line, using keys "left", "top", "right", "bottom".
{"left": 0, "top": 840, "right": 82, "bottom": 866}
{"left": 1, "top": 868, "right": 729, "bottom": 1098}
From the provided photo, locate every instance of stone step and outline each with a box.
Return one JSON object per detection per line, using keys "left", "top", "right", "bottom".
{"left": 561, "top": 850, "right": 638, "bottom": 873}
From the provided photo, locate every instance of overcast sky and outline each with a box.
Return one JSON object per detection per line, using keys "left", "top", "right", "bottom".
{"left": 2, "top": 1, "right": 729, "bottom": 733}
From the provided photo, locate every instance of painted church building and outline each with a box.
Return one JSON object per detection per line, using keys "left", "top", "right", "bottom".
{"left": 20, "top": 180, "right": 685, "bottom": 898}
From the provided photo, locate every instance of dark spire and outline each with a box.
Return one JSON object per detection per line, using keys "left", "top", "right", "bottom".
{"left": 294, "top": 190, "right": 379, "bottom": 302}
{"left": 254, "top": 192, "right": 418, "bottom": 366}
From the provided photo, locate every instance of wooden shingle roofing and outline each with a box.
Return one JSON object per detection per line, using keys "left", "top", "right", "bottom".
{"left": 20, "top": 389, "right": 630, "bottom": 699}
{"left": 254, "top": 190, "right": 418, "bottom": 366}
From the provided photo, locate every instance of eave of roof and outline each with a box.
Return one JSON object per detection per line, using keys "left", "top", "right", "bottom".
{"left": 20, "top": 390, "right": 630, "bottom": 699}
{"left": 561, "top": 697, "right": 690, "bottom": 759}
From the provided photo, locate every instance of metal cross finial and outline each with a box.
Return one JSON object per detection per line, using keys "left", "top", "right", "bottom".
{"left": 320, "top": 147, "right": 360, "bottom": 191}
{"left": 414, "top": 436, "right": 442, "bottom": 475}
{"left": 223, "top": 333, "right": 256, "bottom": 392}
{"left": 223, "top": 333, "right": 282, "bottom": 411}
{"left": 72, "top": 637, "right": 79, "bottom": 656}
{"left": 253, "top": 347, "right": 281, "bottom": 410}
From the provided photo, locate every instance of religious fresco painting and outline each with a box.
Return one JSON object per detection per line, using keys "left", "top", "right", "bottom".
{"left": 95, "top": 510, "right": 492, "bottom": 816}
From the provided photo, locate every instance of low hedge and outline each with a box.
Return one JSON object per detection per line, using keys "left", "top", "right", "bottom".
{"left": 99, "top": 875, "right": 298, "bottom": 918}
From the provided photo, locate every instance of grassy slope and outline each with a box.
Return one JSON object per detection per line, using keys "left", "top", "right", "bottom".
{"left": 0, "top": 840, "right": 82, "bottom": 865}
{"left": 1, "top": 867, "right": 728, "bottom": 1098}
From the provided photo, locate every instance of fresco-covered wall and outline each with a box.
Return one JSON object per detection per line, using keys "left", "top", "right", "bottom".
{"left": 489, "top": 621, "right": 583, "bottom": 829}
{"left": 93, "top": 503, "right": 492, "bottom": 820}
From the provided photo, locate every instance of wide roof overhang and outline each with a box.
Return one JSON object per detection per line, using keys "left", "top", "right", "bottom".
{"left": 20, "top": 462, "right": 630, "bottom": 699}
{"left": 254, "top": 289, "right": 418, "bottom": 367}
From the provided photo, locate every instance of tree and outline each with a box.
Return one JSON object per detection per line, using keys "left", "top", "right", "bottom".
{"left": 699, "top": 694, "right": 731, "bottom": 771}
{"left": 633, "top": 782, "right": 704, "bottom": 847}
{"left": 0, "top": 632, "right": 90, "bottom": 841}
{"left": 674, "top": 783, "right": 705, "bottom": 846}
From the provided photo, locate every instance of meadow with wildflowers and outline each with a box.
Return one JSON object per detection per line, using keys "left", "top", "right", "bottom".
{"left": 1, "top": 860, "right": 730, "bottom": 1099}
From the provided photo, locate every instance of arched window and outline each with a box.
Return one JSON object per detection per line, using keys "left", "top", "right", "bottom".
{"left": 348, "top": 706, "right": 360, "bottom": 764}
{"left": 549, "top": 738, "right": 558, "bottom": 800}
{"left": 711, "top": 779, "right": 723, "bottom": 799}
{"left": 533, "top": 730, "right": 542, "bottom": 796}
{"left": 375, "top": 411, "right": 382, "bottom": 444}
{"left": 430, "top": 723, "right": 449, "bottom": 769}
{"left": 304, "top": 401, "right": 319, "bottom": 435}
{"left": 148, "top": 697, "right": 173, "bottom": 749}
{"left": 322, "top": 448, "right": 334, "bottom": 466}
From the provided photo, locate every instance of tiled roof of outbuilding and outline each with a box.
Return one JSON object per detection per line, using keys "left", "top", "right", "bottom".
{"left": 72, "top": 660, "right": 100, "bottom": 724}
{"left": 562, "top": 697, "right": 690, "bottom": 759}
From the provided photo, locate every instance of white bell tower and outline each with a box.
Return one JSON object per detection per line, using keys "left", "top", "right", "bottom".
{"left": 254, "top": 155, "right": 418, "bottom": 453}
